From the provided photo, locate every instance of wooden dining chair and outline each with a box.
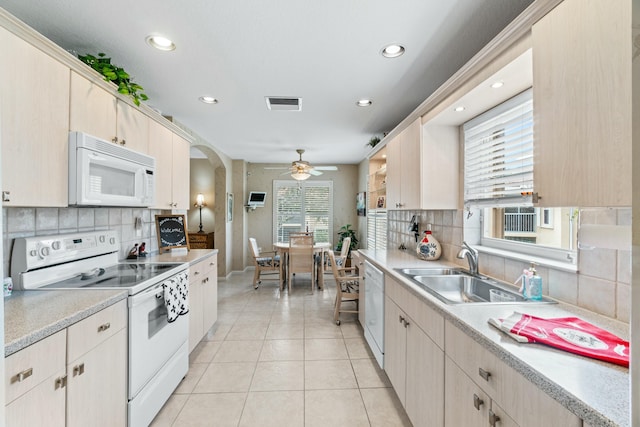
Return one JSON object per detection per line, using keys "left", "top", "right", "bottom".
{"left": 248, "top": 238, "right": 281, "bottom": 290}
{"left": 327, "top": 250, "right": 360, "bottom": 325}
{"left": 288, "top": 234, "right": 315, "bottom": 293}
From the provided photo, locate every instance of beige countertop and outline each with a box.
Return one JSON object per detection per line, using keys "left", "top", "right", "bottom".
{"left": 4, "top": 289, "right": 128, "bottom": 357}
{"left": 126, "top": 248, "right": 217, "bottom": 265}
{"left": 358, "top": 249, "right": 629, "bottom": 427}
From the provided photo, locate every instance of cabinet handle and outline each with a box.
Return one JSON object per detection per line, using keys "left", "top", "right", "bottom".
{"left": 2, "top": 191, "right": 10, "bottom": 202}
{"left": 194, "top": 271, "right": 200, "bottom": 276}
{"left": 473, "top": 394, "right": 484, "bottom": 410}
{"left": 478, "top": 368, "right": 491, "bottom": 382}
{"left": 55, "top": 375, "right": 67, "bottom": 390}
{"left": 111, "top": 137, "right": 118, "bottom": 144}
{"left": 399, "top": 315, "right": 404, "bottom": 324}
{"left": 120, "top": 139, "right": 126, "bottom": 146}
{"left": 489, "top": 410, "right": 500, "bottom": 426}
{"left": 97, "top": 322, "right": 111, "bottom": 332}
{"left": 73, "top": 363, "right": 85, "bottom": 377}
{"left": 13, "top": 367, "right": 33, "bottom": 383}
{"left": 404, "top": 319, "right": 410, "bottom": 328}
{"left": 210, "top": 262, "right": 215, "bottom": 266}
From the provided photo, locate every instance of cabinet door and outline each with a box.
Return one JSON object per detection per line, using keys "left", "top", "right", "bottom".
{"left": 6, "top": 373, "right": 66, "bottom": 427}
{"left": 69, "top": 72, "right": 117, "bottom": 141}
{"left": 66, "top": 328, "right": 127, "bottom": 427}
{"left": 398, "top": 118, "right": 421, "bottom": 209}
{"left": 203, "top": 256, "right": 218, "bottom": 334}
{"left": 385, "top": 136, "right": 402, "bottom": 209}
{"left": 116, "top": 100, "right": 149, "bottom": 153}
{"left": 148, "top": 120, "right": 175, "bottom": 209}
{"left": 0, "top": 27, "right": 70, "bottom": 207}
{"left": 445, "top": 356, "right": 487, "bottom": 427}
{"left": 532, "top": 0, "right": 631, "bottom": 207}
{"left": 490, "top": 401, "right": 519, "bottom": 427}
{"left": 383, "top": 296, "right": 406, "bottom": 404}
{"left": 171, "top": 133, "right": 191, "bottom": 209}
{"left": 405, "top": 322, "right": 444, "bottom": 427}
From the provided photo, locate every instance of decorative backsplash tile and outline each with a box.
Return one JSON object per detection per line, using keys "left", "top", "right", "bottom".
{"left": 387, "top": 207, "right": 631, "bottom": 322}
{"left": 2, "top": 207, "right": 169, "bottom": 277}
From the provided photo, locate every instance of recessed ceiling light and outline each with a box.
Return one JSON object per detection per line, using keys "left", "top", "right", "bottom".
{"left": 146, "top": 35, "right": 176, "bottom": 51}
{"left": 454, "top": 106, "right": 465, "bottom": 112}
{"left": 356, "top": 99, "right": 372, "bottom": 107}
{"left": 381, "top": 44, "right": 405, "bottom": 58}
{"left": 199, "top": 96, "right": 218, "bottom": 104}
{"left": 490, "top": 81, "right": 504, "bottom": 89}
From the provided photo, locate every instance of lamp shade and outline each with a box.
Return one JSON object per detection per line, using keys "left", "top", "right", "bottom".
{"left": 195, "top": 193, "right": 205, "bottom": 207}
{"left": 291, "top": 171, "right": 311, "bottom": 181}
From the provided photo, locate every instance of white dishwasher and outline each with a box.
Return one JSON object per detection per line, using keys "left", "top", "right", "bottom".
{"left": 363, "top": 261, "right": 384, "bottom": 368}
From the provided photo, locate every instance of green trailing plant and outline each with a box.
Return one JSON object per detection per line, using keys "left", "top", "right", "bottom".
{"left": 366, "top": 136, "right": 381, "bottom": 148}
{"left": 78, "top": 53, "right": 149, "bottom": 106}
{"left": 336, "top": 224, "right": 359, "bottom": 254}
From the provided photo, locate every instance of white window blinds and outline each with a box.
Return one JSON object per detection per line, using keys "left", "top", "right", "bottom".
{"left": 273, "top": 180, "right": 333, "bottom": 243}
{"left": 463, "top": 88, "right": 533, "bottom": 207}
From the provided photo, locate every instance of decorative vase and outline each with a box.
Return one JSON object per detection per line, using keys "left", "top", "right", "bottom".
{"left": 416, "top": 230, "right": 442, "bottom": 260}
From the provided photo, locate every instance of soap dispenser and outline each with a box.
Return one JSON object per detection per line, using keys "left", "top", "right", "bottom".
{"left": 522, "top": 262, "right": 542, "bottom": 301}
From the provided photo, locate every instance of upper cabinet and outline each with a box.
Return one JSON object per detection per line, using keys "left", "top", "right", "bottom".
{"left": 532, "top": 0, "right": 631, "bottom": 207}
{"left": 70, "top": 72, "right": 149, "bottom": 153}
{"left": 368, "top": 148, "right": 387, "bottom": 210}
{"left": 385, "top": 118, "right": 421, "bottom": 209}
{"left": 148, "top": 120, "right": 190, "bottom": 210}
{"left": 0, "top": 27, "right": 70, "bottom": 207}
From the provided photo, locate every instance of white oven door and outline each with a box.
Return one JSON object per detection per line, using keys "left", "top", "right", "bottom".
{"left": 128, "top": 280, "right": 189, "bottom": 399}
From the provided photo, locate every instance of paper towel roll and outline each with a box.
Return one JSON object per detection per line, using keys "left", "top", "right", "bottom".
{"left": 578, "top": 224, "right": 631, "bottom": 250}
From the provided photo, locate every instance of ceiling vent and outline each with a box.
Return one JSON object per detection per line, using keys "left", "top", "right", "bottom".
{"left": 265, "top": 96, "right": 302, "bottom": 111}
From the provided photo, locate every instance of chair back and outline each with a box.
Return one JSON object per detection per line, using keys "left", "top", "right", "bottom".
{"left": 339, "top": 237, "right": 351, "bottom": 258}
{"left": 289, "top": 235, "right": 314, "bottom": 272}
{"left": 327, "top": 251, "right": 342, "bottom": 280}
{"left": 248, "top": 238, "right": 260, "bottom": 260}
{"left": 290, "top": 231, "right": 314, "bottom": 240}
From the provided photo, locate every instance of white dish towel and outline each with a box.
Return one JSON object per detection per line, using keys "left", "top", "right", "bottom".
{"left": 161, "top": 271, "right": 189, "bottom": 322}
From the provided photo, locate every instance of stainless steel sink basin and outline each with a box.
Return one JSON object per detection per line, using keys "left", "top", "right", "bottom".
{"left": 398, "top": 268, "right": 466, "bottom": 276}
{"left": 396, "top": 268, "right": 555, "bottom": 305}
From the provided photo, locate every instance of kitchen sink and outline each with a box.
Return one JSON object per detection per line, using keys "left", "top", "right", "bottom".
{"left": 398, "top": 267, "right": 467, "bottom": 276}
{"left": 396, "top": 269, "right": 556, "bottom": 305}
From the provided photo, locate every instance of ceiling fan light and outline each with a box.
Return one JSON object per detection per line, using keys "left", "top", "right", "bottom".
{"left": 291, "top": 171, "right": 311, "bottom": 181}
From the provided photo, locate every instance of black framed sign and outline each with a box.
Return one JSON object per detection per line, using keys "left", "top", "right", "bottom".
{"left": 155, "top": 214, "right": 190, "bottom": 252}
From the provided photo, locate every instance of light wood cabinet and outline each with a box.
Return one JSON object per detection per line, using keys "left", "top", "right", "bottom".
{"left": 5, "top": 330, "right": 67, "bottom": 426}
{"left": 5, "top": 301, "right": 127, "bottom": 426}
{"left": 0, "top": 26, "right": 70, "bottom": 207}
{"left": 445, "top": 321, "right": 580, "bottom": 427}
{"left": 367, "top": 150, "right": 387, "bottom": 211}
{"left": 384, "top": 275, "right": 444, "bottom": 427}
{"left": 189, "top": 253, "right": 218, "bottom": 352}
{"left": 65, "top": 299, "right": 127, "bottom": 427}
{"left": 532, "top": 0, "right": 631, "bottom": 207}
{"left": 385, "top": 119, "right": 421, "bottom": 209}
{"left": 70, "top": 72, "right": 149, "bottom": 153}
{"left": 149, "top": 120, "right": 191, "bottom": 210}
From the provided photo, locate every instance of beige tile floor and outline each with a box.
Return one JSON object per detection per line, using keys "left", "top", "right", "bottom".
{"left": 150, "top": 270, "right": 412, "bottom": 427}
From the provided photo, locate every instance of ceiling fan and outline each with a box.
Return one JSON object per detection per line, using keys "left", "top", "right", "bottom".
{"left": 265, "top": 149, "right": 338, "bottom": 180}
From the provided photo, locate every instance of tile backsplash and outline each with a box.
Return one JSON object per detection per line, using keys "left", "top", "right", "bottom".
{"left": 387, "top": 208, "right": 631, "bottom": 323}
{"left": 2, "top": 207, "right": 170, "bottom": 277}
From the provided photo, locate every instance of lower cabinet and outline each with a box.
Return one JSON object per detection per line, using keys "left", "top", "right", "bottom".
{"left": 189, "top": 253, "right": 218, "bottom": 353}
{"left": 384, "top": 295, "right": 444, "bottom": 427}
{"left": 5, "top": 300, "right": 127, "bottom": 426}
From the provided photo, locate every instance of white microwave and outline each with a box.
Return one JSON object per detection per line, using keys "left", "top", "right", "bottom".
{"left": 68, "top": 131, "right": 156, "bottom": 207}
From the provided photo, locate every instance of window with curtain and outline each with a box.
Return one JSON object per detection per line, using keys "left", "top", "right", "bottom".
{"left": 273, "top": 180, "right": 333, "bottom": 243}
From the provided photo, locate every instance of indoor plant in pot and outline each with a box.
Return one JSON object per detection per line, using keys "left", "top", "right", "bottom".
{"left": 336, "top": 224, "right": 359, "bottom": 257}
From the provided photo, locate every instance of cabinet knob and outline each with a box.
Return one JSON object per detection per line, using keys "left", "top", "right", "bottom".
{"left": 120, "top": 139, "right": 126, "bottom": 146}
{"left": 12, "top": 367, "right": 33, "bottom": 383}
{"left": 194, "top": 271, "right": 200, "bottom": 276}
{"left": 97, "top": 322, "right": 111, "bottom": 332}
{"left": 73, "top": 363, "right": 85, "bottom": 377}
{"left": 478, "top": 368, "right": 491, "bottom": 382}
{"left": 111, "top": 137, "right": 118, "bottom": 144}
{"left": 2, "top": 191, "right": 10, "bottom": 202}
{"left": 488, "top": 410, "right": 500, "bottom": 426}
{"left": 473, "top": 394, "right": 484, "bottom": 410}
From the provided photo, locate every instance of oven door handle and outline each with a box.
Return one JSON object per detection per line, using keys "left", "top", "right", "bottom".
{"left": 130, "top": 283, "right": 166, "bottom": 307}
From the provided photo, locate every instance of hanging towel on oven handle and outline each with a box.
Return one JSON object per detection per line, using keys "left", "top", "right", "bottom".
{"left": 160, "top": 270, "right": 189, "bottom": 323}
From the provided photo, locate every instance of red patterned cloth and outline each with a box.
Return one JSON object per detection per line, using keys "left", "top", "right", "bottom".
{"left": 490, "top": 312, "right": 629, "bottom": 367}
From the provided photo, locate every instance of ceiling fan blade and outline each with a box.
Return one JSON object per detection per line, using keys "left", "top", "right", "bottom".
{"left": 309, "top": 169, "right": 323, "bottom": 176}
{"left": 314, "top": 166, "right": 338, "bottom": 171}
{"left": 264, "top": 166, "right": 290, "bottom": 170}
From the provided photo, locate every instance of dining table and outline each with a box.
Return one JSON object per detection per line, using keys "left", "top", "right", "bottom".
{"left": 273, "top": 241, "right": 331, "bottom": 291}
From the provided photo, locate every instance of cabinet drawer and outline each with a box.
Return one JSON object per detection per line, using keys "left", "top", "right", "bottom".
{"left": 445, "top": 321, "right": 501, "bottom": 399}
{"left": 67, "top": 300, "right": 127, "bottom": 362}
{"left": 202, "top": 255, "right": 217, "bottom": 275}
{"left": 5, "top": 329, "right": 66, "bottom": 404}
{"left": 189, "top": 260, "right": 207, "bottom": 282}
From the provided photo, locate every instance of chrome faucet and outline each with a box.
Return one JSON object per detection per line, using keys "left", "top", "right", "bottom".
{"left": 457, "top": 241, "right": 479, "bottom": 276}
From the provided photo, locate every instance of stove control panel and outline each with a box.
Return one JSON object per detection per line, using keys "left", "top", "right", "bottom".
{"left": 12, "top": 230, "right": 120, "bottom": 273}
